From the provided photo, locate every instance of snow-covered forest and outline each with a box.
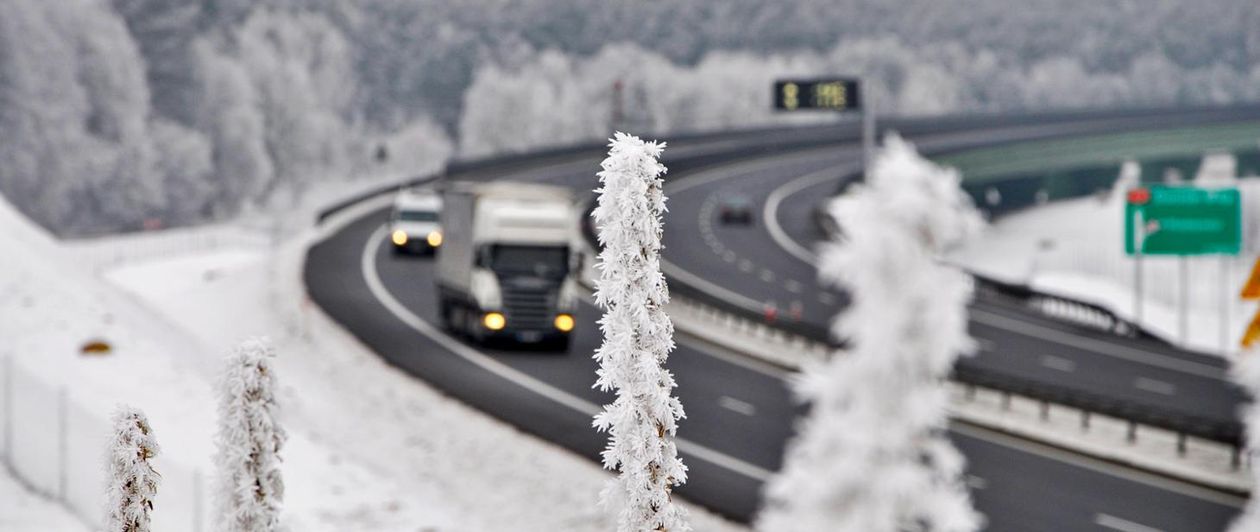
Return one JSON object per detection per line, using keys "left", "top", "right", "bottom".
{"left": 2, "top": 0, "right": 1259, "bottom": 234}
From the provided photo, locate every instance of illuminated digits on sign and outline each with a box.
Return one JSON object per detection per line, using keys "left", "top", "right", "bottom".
{"left": 813, "top": 82, "right": 847, "bottom": 109}
{"left": 783, "top": 83, "right": 799, "bottom": 110}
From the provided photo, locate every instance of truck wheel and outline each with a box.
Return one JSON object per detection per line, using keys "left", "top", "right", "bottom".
{"left": 551, "top": 336, "right": 571, "bottom": 353}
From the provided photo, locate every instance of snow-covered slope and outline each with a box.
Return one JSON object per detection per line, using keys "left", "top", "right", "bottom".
{"left": 0, "top": 194, "right": 454, "bottom": 531}
{"left": 1, "top": 190, "right": 745, "bottom": 531}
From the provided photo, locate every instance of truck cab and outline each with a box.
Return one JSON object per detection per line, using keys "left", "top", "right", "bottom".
{"left": 436, "top": 182, "right": 580, "bottom": 351}
{"left": 388, "top": 189, "right": 443, "bottom": 255}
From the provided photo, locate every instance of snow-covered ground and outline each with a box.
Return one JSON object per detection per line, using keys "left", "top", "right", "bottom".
{"left": 955, "top": 162, "right": 1260, "bottom": 356}
{"left": 0, "top": 466, "right": 89, "bottom": 532}
{"left": 0, "top": 189, "right": 744, "bottom": 530}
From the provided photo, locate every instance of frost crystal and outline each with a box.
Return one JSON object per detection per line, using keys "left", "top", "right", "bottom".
{"left": 214, "top": 338, "right": 286, "bottom": 532}
{"left": 758, "top": 135, "right": 984, "bottom": 532}
{"left": 105, "top": 406, "right": 161, "bottom": 532}
{"left": 591, "top": 132, "right": 690, "bottom": 532}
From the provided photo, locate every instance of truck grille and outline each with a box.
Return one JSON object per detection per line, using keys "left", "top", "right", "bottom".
{"left": 502, "top": 283, "right": 557, "bottom": 330}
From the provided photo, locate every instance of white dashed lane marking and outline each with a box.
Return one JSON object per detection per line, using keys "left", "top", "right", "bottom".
{"left": 1134, "top": 377, "right": 1176, "bottom": 396}
{"left": 1095, "top": 514, "right": 1164, "bottom": 532}
{"left": 784, "top": 279, "right": 802, "bottom": 293}
{"left": 966, "top": 475, "right": 987, "bottom": 490}
{"left": 1040, "top": 355, "right": 1077, "bottom": 373}
{"left": 738, "top": 259, "right": 754, "bottom": 273}
{"left": 718, "top": 396, "right": 758, "bottom": 416}
{"left": 759, "top": 269, "right": 775, "bottom": 283}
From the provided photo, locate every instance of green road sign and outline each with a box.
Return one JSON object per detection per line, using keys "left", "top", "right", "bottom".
{"left": 1124, "top": 186, "right": 1241, "bottom": 255}
{"left": 773, "top": 79, "right": 861, "bottom": 111}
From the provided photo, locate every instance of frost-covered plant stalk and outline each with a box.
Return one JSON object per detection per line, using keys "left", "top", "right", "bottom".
{"left": 591, "top": 132, "right": 689, "bottom": 532}
{"left": 1229, "top": 352, "right": 1260, "bottom": 531}
{"left": 105, "top": 406, "right": 161, "bottom": 532}
{"left": 757, "top": 135, "right": 984, "bottom": 532}
{"left": 214, "top": 339, "right": 286, "bottom": 532}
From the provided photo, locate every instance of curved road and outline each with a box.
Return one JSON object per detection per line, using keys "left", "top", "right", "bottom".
{"left": 306, "top": 108, "right": 1258, "bottom": 530}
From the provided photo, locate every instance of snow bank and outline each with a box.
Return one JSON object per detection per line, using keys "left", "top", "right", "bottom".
{"left": 0, "top": 192, "right": 451, "bottom": 531}
{"left": 954, "top": 166, "right": 1260, "bottom": 355}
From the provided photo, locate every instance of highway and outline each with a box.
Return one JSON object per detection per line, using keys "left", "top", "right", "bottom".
{"left": 305, "top": 107, "right": 1259, "bottom": 530}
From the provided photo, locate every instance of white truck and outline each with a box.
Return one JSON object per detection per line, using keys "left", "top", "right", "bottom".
{"left": 388, "top": 189, "right": 443, "bottom": 255}
{"left": 435, "top": 181, "right": 580, "bottom": 350}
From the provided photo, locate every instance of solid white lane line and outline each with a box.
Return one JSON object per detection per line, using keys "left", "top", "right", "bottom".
{"left": 361, "top": 226, "right": 773, "bottom": 482}
{"left": 753, "top": 154, "right": 1228, "bottom": 383}
{"left": 1040, "top": 355, "right": 1077, "bottom": 373}
{"left": 1134, "top": 377, "right": 1177, "bottom": 396}
{"left": 970, "top": 309, "right": 1225, "bottom": 381}
{"left": 762, "top": 164, "right": 861, "bottom": 264}
{"left": 1095, "top": 514, "right": 1165, "bottom": 532}
{"left": 365, "top": 222, "right": 1245, "bottom": 504}
{"left": 718, "top": 396, "right": 757, "bottom": 417}
{"left": 951, "top": 422, "right": 1245, "bottom": 508}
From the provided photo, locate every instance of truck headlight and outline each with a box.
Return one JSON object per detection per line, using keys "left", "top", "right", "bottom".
{"left": 482, "top": 311, "right": 506, "bottom": 331}
{"left": 553, "top": 313, "right": 575, "bottom": 332}
{"left": 391, "top": 230, "right": 408, "bottom": 246}
{"left": 426, "top": 230, "right": 443, "bottom": 247}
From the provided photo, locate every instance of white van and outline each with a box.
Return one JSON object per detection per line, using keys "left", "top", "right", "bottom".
{"left": 388, "top": 189, "right": 443, "bottom": 255}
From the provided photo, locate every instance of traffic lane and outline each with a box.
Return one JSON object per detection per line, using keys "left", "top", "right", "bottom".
{"left": 374, "top": 216, "right": 800, "bottom": 473}
{"left": 967, "top": 320, "right": 1241, "bottom": 424}
{"left": 769, "top": 115, "right": 1251, "bottom": 370}
{"left": 664, "top": 133, "right": 1241, "bottom": 427}
{"left": 308, "top": 206, "right": 1245, "bottom": 529}
{"left": 662, "top": 146, "right": 849, "bottom": 323}
{"left": 955, "top": 424, "right": 1241, "bottom": 532}
{"left": 310, "top": 206, "right": 772, "bottom": 520}
{"left": 376, "top": 214, "right": 1245, "bottom": 531}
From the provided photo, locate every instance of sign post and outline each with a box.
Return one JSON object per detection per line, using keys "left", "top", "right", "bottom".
{"left": 1126, "top": 185, "right": 1241, "bottom": 344}
{"left": 773, "top": 78, "right": 870, "bottom": 178}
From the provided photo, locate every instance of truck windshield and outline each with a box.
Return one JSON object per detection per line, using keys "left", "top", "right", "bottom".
{"left": 488, "top": 245, "right": 569, "bottom": 278}
{"left": 397, "top": 210, "right": 437, "bottom": 222}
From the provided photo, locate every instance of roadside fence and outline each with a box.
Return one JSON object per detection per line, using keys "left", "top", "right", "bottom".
{"left": 0, "top": 354, "right": 211, "bottom": 531}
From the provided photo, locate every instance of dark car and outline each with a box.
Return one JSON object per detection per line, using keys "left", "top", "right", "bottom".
{"left": 718, "top": 195, "right": 754, "bottom": 225}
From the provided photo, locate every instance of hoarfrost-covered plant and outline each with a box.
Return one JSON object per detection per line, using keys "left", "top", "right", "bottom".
{"left": 214, "top": 338, "right": 286, "bottom": 532}
{"left": 591, "top": 132, "right": 690, "bottom": 532}
{"left": 105, "top": 406, "right": 161, "bottom": 532}
{"left": 758, "top": 135, "right": 984, "bottom": 532}
{"left": 1230, "top": 351, "right": 1260, "bottom": 532}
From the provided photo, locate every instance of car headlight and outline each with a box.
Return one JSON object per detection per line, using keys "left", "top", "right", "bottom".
{"left": 482, "top": 311, "right": 506, "bottom": 331}
{"left": 553, "top": 313, "right": 575, "bottom": 332}
{"left": 427, "top": 230, "right": 443, "bottom": 247}
{"left": 391, "top": 230, "right": 408, "bottom": 246}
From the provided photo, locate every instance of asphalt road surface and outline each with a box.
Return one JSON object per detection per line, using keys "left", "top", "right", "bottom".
{"left": 306, "top": 107, "right": 1258, "bottom": 529}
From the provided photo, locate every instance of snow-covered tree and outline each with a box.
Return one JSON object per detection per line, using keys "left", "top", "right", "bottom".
{"left": 104, "top": 406, "right": 161, "bottom": 532}
{"left": 214, "top": 338, "right": 286, "bottom": 532}
{"left": 591, "top": 132, "right": 690, "bottom": 532}
{"left": 757, "top": 135, "right": 984, "bottom": 532}
{"left": 1229, "top": 352, "right": 1260, "bottom": 532}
